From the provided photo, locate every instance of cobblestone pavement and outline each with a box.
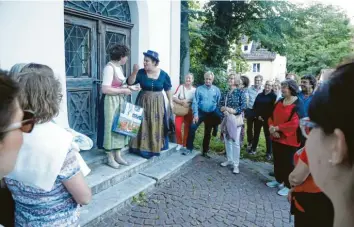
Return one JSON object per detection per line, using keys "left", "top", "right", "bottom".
{"left": 99, "top": 155, "right": 293, "bottom": 227}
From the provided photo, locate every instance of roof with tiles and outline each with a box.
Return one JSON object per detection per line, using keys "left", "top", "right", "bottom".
{"left": 241, "top": 39, "right": 277, "bottom": 61}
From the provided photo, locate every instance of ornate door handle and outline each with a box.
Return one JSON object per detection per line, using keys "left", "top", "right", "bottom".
{"left": 93, "top": 79, "right": 103, "bottom": 85}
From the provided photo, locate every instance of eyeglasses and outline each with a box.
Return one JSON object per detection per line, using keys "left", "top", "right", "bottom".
{"left": 2, "top": 110, "right": 36, "bottom": 133}
{"left": 300, "top": 117, "right": 318, "bottom": 139}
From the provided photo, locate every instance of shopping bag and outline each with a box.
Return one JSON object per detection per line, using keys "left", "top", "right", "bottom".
{"left": 112, "top": 102, "right": 143, "bottom": 137}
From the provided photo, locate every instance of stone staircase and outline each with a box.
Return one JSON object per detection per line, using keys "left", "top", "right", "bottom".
{"left": 79, "top": 143, "right": 199, "bottom": 226}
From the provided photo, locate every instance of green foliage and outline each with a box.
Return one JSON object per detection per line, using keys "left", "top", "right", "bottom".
{"left": 248, "top": 3, "right": 353, "bottom": 76}
{"left": 186, "top": 0, "right": 353, "bottom": 84}
{"left": 230, "top": 43, "right": 250, "bottom": 74}
{"left": 132, "top": 192, "right": 147, "bottom": 206}
{"left": 194, "top": 124, "right": 269, "bottom": 163}
{"left": 187, "top": 0, "right": 294, "bottom": 87}
{"left": 284, "top": 4, "right": 353, "bottom": 75}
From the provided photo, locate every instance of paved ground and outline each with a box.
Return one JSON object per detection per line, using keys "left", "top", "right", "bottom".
{"left": 97, "top": 155, "right": 293, "bottom": 227}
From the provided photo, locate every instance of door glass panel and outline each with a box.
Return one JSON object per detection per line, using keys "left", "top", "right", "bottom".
{"left": 64, "top": 0, "right": 131, "bottom": 23}
{"left": 65, "top": 24, "right": 91, "bottom": 77}
{"left": 105, "top": 31, "right": 126, "bottom": 64}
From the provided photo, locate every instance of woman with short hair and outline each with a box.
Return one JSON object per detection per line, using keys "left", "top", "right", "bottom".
{"left": 304, "top": 60, "right": 354, "bottom": 227}
{"left": 5, "top": 63, "right": 91, "bottom": 226}
{"left": 127, "top": 50, "right": 173, "bottom": 158}
{"left": 173, "top": 73, "right": 196, "bottom": 150}
{"left": 252, "top": 80, "right": 277, "bottom": 159}
{"left": 97, "top": 44, "right": 133, "bottom": 169}
{"left": 266, "top": 79, "right": 305, "bottom": 196}
{"left": 273, "top": 81, "right": 282, "bottom": 102}
{"left": 219, "top": 74, "right": 247, "bottom": 174}
{"left": 0, "top": 71, "right": 33, "bottom": 227}
{"left": 239, "top": 75, "right": 250, "bottom": 147}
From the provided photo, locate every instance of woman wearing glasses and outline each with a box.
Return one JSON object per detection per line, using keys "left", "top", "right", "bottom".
{"left": 0, "top": 71, "right": 35, "bottom": 227}
{"left": 288, "top": 145, "right": 334, "bottom": 226}
{"left": 4, "top": 64, "right": 91, "bottom": 227}
{"left": 287, "top": 70, "right": 335, "bottom": 227}
{"left": 302, "top": 60, "right": 354, "bottom": 227}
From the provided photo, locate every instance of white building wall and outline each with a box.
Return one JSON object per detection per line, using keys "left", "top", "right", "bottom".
{"left": 0, "top": 0, "right": 181, "bottom": 127}
{"left": 271, "top": 55, "right": 287, "bottom": 81}
{"left": 245, "top": 60, "right": 273, "bottom": 85}
{"left": 0, "top": 1, "right": 68, "bottom": 127}
{"left": 245, "top": 55, "right": 287, "bottom": 85}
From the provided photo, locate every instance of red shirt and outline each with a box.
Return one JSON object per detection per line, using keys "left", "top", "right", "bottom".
{"left": 268, "top": 102, "right": 300, "bottom": 147}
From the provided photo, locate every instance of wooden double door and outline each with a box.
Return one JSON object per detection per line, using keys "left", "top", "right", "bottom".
{"left": 64, "top": 14, "right": 131, "bottom": 145}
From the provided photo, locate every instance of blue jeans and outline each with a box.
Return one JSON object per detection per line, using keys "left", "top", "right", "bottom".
{"left": 186, "top": 110, "right": 221, "bottom": 153}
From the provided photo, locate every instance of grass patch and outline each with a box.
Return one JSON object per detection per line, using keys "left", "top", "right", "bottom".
{"left": 194, "top": 123, "right": 269, "bottom": 163}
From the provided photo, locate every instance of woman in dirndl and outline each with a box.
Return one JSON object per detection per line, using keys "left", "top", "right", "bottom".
{"left": 97, "top": 44, "right": 133, "bottom": 169}
{"left": 127, "top": 50, "right": 173, "bottom": 159}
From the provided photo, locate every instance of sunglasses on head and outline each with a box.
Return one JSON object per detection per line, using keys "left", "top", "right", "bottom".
{"left": 3, "top": 110, "right": 36, "bottom": 133}
{"left": 300, "top": 117, "right": 318, "bottom": 139}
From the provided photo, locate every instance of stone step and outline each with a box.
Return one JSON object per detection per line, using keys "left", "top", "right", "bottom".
{"left": 85, "top": 143, "right": 178, "bottom": 195}
{"left": 141, "top": 150, "right": 200, "bottom": 182}
{"left": 81, "top": 143, "right": 178, "bottom": 169}
{"left": 80, "top": 149, "right": 200, "bottom": 226}
{"left": 80, "top": 174, "right": 156, "bottom": 227}
{"left": 81, "top": 147, "right": 129, "bottom": 169}
{"left": 86, "top": 153, "right": 148, "bottom": 195}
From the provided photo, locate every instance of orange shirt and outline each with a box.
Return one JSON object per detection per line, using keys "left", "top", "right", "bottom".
{"left": 293, "top": 148, "right": 322, "bottom": 193}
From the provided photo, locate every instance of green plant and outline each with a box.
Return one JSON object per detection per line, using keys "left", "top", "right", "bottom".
{"left": 132, "top": 192, "right": 147, "bottom": 206}
{"left": 194, "top": 124, "right": 269, "bottom": 163}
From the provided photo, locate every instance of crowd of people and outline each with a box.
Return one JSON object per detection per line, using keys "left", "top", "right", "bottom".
{"left": 0, "top": 43, "right": 353, "bottom": 227}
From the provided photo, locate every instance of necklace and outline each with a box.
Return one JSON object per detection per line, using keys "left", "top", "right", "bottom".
{"left": 283, "top": 96, "right": 297, "bottom": 105}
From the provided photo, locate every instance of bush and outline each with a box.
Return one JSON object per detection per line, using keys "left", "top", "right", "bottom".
{"left": 194, "top": 123, "right": 270, "bottom": 163}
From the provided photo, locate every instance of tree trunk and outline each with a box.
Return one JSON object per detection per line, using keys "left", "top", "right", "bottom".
{"left": 180, "top": 1, "right": 190, "bottom": 83}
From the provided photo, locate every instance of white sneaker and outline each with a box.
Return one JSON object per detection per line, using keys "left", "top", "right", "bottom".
{"left": 220, "top": 161, "right": 232, "bottom": 167}
{"left": 176, "top": 145, "right": 182, "bottom": 151}
{"left": 266, "top": 181, "right": 281, "bottom": 188}
{"left": 277, "top": 187, "right": 290, "bottom": 196}
{"left": 233, "top": 166, "right": 240, "bottom": 174}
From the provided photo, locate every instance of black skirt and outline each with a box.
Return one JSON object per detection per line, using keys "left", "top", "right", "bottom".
{"left": 0, "top": 187, "right": 15, "bottom": 227}
{"left": 291, "top": 192, "right": 334, "bottom": 227}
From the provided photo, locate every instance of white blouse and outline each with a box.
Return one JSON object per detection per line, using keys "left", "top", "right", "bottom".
{"left": 102, "top": 62, "right": 126, "bottom": 86}
{"left": 173, "top": 85, "right": 196, "bottom": 102}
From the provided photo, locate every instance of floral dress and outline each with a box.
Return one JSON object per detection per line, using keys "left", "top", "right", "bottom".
{"left": 5, "top": 150, "right": 81, "bottom": 227}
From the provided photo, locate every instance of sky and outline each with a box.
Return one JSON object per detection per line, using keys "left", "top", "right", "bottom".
{"left": 289, "top": 0, "right": 354, "bottom": 23}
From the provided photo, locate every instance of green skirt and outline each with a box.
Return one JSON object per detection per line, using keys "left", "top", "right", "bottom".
{"left": 103, "top": 95, "right": 129, "bottom": 150}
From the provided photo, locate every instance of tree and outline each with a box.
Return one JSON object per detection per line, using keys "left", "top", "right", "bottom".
{"left": 186, "top": 0, "right": 294, "bottom": 87}
{"left": 247, "top": 3, "right": 353, "bottom": 76}
{"left": 184, "top": 1, "right": 353, "bottom": 86}
{"left": 284, "top": 4, "right": 353, "bottom": 75}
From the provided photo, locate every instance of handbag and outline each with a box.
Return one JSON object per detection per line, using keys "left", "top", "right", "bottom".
{"left": 172, "top": 85, "right": 190, "bottom": 116}
{"left": 225, "top": 91, "right": 244, "bottom": 127}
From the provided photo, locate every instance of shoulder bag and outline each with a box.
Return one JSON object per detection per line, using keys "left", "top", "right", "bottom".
{"left": 172, "top": 85, "right": 190, "bottom": 116}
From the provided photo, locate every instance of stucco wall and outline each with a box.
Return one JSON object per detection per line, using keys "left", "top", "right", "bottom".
{"left": 0, "top": 0, "right": 181, "bottom": 127}
{"left": 245, "top": 60, "right": 273, "bottom": 85}
{"left": 0, "top": 1, "right": 68, "bottom": 127}
{"left": 245, "top": 55, "right": 287, "bottom": 85}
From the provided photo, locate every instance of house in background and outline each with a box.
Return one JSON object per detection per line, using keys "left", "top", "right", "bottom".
{"left": 0, "top": 0, "right": 181, "bottom": 143}
{"left": 230, "top": 36, "right": 287, "bottom": 85}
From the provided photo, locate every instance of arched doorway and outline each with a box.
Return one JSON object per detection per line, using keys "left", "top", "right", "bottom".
{"left": 64, "top": 0, "right": 133, "bottom": 145}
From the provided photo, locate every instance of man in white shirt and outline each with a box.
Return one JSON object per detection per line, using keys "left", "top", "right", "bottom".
{"left": 245, "top": 75, "right": 263, "bottom": 153}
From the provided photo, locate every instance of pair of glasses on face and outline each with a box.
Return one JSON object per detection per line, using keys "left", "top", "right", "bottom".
{"left": 2, "top": 110, "right": 36, "bottom": 133}
{"left": 300, "top": 117, "right": 318, "bottom": 139}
